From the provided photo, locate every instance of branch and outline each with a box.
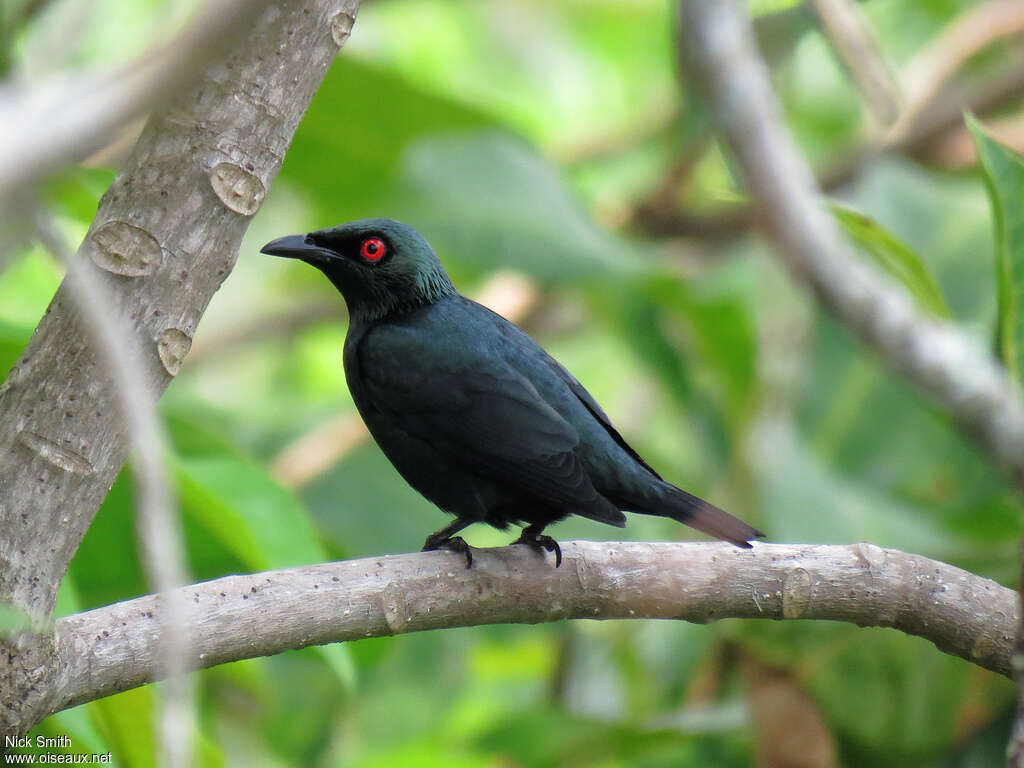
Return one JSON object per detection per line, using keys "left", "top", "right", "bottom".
{"left": 889, "top": 0, "right": 1024, "bottom": 144}
{"left": 187, "top": 300, "right": 345, "bottom": 365}
{"left": 809, "top": 0, "right": 900, "bottom": 127}
{"left": 632, "top": 7, "right": 1024, "bottom": 240}
{"left": 46, "top": 542, "right": 1016, "bottom": 715}
{"left": 677, "top": 0, "right": 1024, "bottom": 488}
{"left": 0, "top": 0, "right": 362, "bottom": 738}
{"left": 31, "top": 213, "right": 193, "bottom": 767}
{"left": 919, "top": 109, "right": 1024, "bottom": 168}
{"left": 0, "top": 0, "right": 269, "bottom": 202}
{"left": 677, "top": 3, "right": 1024, "bottom": 759}
{"left": 818, "top": 53, "right": 1024, "bottom": 188}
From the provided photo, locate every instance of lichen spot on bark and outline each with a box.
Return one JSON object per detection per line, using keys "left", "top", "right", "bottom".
{"left": 330, "top": 10, "right": 356, "bottom": 45}
{"left": 17, "top": 430, "right": 95, "bottom": 475}
{"left": 91, "top": 221, "right": 163, "bottom": 277}
{"left": 782, "top": 567, "right": 812, "bottom": 619}
{"left": 157, "top": 328, "right": 193, "bottom": 377}
{"left": 209, "top": 163, "right": 265, "bottom": 216}
{"left": 855, "top": 542, "right": 887, "bottom": 575}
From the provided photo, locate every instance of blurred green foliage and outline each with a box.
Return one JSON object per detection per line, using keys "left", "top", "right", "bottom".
{"left": 969, "top": 115, "right": 1024, "bottom": 381}
{"left": 3, "top": 0, "right": 1023, "bottom": 765}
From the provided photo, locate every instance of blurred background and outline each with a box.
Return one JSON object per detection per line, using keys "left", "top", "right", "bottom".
{"left": 2, "top": 0, "right": 1023, "bottom": 765}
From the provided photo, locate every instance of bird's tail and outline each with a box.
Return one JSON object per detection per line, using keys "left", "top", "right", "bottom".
{"left": 646, "top": 483, "right": 763, "bottom": 548}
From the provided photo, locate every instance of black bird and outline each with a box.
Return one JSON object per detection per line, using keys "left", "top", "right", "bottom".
{"left": 262, "top": 219, "right": 762, "bottom": 567}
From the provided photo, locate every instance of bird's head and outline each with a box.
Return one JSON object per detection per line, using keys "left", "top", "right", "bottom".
{"left": 261, "top": 218, "right": 456, "bottom": 324}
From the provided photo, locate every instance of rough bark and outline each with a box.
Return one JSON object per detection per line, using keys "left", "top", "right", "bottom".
{"left": 677, "top": 0, "right": 1024, "bottom": 489}
{"left": 43, "top": 542, "right": 1016, "bottom": 715}
{"left": 0, "top": 0, "right": 361, "bottom": 739}
{"left": 677, "top": 1, "right": 1024, "bottom": 762}
{"left": 0, "top": 0, "right": 269, "bottom": 203}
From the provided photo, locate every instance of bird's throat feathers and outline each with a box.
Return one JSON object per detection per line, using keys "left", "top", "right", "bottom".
{"left": 326, "top": 257, "right": 456, "bottom": 327}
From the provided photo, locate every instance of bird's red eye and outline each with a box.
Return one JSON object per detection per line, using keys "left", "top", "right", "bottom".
{"left": 360, "top": 237, "right": 386, "bottom": 262}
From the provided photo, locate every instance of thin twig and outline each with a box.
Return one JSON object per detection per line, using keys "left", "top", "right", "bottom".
{"left": 6, "top": 0, "right": 58, "bottom": 32}
{"left": 272, "top": 412, "right": 368, "bottom": 488}
{"left": 0, "top": 0, "right": 269, "bottom": 202}
{"left": 819, "top": 56, "right": 1024, "bottom": 189}
{"left": 917, "top": 109, "right": 1024, "bottom": 169}
{"left": 48, "top": 541, "right": 1016, "bottom": 716}
{"left": 554, "top": 106, "right": 680, "bottom": 168}
{"left": 31, "top": 213, "right": 194, "bottom": 768}
{"left": 0, "top": 0, "right": 363, "bottom": 743}
{"left": 809, "top": 0, "right": 901, "bottom": 127}
{"left": 631, "top": 27, "right": 1024, "bottom": 241}
{"left": 678, "top": 2, "right": 1024, "bottom": 761}
{"left": 679, "top": 0, "right": 1024, "bottom": 482}
{"left": 188, "top": 300, "right": 345, "bottom": 365}
{"left": 889, "top": 0, "right": 1024, "bottom": 144}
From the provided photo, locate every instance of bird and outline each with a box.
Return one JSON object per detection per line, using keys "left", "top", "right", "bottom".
{"left": 262, "top": 219, "right": 762, "bottom": 567}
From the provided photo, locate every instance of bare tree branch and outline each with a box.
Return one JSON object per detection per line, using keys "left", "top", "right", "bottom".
{"left": 0, "top": 0, "right": 362, "bottom": 740}
{"left": 677, "top": 0, "right": 1024, "bottom": 487}
{"left": 44, "top": 542, "right": 1016, "bottom": 717}
{"left": 918, "top": 109, "right": 1024, "bottom": 168}
{"left": 5, "top": 0, "right": 58, "bottom": 33}
{"left": 631, "top": 12, "right": 1024, "bottom": 241}
{"left": 889, "top": 0, "right": 1024, "bottom": 144}
{"left": 817, "top": 56, "right": 1024, "bottom": 188}
{"left": 629, "top": 63, "right": 1024, "bottom": 240}
{"left": 676, "top": 0, "right": 1024, "bottom": 760}
{"left": 809, "top": 0, "right": 901, "bottom": 127}
{"left": 188, "top": 300, "right": 345, "bottom": 365}
{"left": 0, "top": 0, "right": 271, "bottom": 203}
{"left": 31, "top": 213, "right": 193, "bottom": 768}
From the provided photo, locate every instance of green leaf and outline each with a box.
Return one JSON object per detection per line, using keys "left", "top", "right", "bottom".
{"left": 167, "top": 413, "right": 357, "bottom": 691}
{"left": 0, "top": 249, "right": 61, "bottom": 328}
{"left": 44, "top": 167, "right": 116, "bottom": 222}
{"left": 830, "top": 202, "right": 951, "bottom": 319}
{"left": 397, "top": 132, "right": 644, "bottom": 285}
{"left": 967, "top": 115, "right": 1024, "bottom": 383}
{"left": 0, "top": 318, "right": 30, "bottom": 382}
{"left": 739, "top": 621, "right": 1013, "bottom": 764}
{"left": 799, "top": 312, "right": 1021, "bottom": 581}
{"left": 280, "top": 57, "right": 497, "bottom": 222}
{"left": 68, "top": 472, "right": 148, "bottom": 609}
{"left": 89, "top": 686, "right": 225, "bottom": 768}
{"left": 174, "top": 456, "right": 320, "bottom": 573}
{"left": 90, "top": 688, "right": 157, "bottom": 768}
{"left": 166, "top": 411, "right": 326, "bottom": 572}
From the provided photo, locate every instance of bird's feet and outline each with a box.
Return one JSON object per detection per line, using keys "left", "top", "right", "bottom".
{"left": 422, "top": 534, "right": 473, "bottom": 569}
{"left": 513, "top": 526, "right": 562, "bottom": 568}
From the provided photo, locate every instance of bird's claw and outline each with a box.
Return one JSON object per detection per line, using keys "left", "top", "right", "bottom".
{"left": 422, "top": 535, "right": 473, "bottom": 568}
{"left": 514, "top": 530, "right": 562, "bottom": 568}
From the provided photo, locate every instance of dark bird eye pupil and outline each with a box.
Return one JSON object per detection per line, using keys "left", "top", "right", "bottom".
{"left": 361, "top": 237, "right": 385, "bottom": 261}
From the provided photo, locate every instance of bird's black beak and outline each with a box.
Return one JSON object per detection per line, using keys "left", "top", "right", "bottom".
{"left": 260, "top": 234, "right": 331, "bottom": 264}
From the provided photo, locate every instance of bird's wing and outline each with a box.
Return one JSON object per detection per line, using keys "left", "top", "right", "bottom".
{"left": 542, "top": 356, "right": 663, "bottom": 480}
{"left": 478, "top": 298, "right": 664, "bottom": 482}
{"left": 357, "top": 324, "right": 625, "bottom": 525}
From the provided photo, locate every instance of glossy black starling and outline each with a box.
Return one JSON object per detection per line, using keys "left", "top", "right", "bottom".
{"left": 262, "top": 219, "right": 762, "bottom": 567}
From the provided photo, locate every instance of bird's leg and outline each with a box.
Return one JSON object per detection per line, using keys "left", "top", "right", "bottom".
{"left": 513, "top": 523, "right": 562, "bottom": 568}
{"left": 422, "top": 518, "right": 474, "bottom": 568}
